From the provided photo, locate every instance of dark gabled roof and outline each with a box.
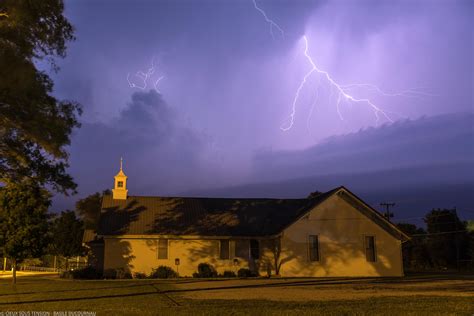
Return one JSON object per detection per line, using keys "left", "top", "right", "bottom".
{"left": 96, "top": 186, "right": 409, "bottom": 241}
{"left": 97, "top": 189, "right": 335, "bottom": 237}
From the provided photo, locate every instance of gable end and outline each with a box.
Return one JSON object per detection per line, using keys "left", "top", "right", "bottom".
{"left": 337, "top": 189, "right": 409, "bottom": 242}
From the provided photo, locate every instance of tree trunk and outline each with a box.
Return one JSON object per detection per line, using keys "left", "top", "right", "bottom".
{"left": 12, "top": 259, "right": 16, "bottom": 285}
{"left": 273, "top": 237, "right": 281, "bottom": 276}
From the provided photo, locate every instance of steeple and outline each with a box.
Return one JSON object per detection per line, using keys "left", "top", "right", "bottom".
{"left": 112, "top": 157, "right": 128, "bottom": 200}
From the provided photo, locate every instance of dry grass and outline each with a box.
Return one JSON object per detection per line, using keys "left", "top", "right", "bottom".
{"left": 172, "top": 275, "right": 474, "bottom": 301}
{"left": 0, "top": 274, "right": 472, "bottom": 315}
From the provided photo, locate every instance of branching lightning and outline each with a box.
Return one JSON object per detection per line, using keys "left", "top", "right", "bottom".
{"left": 281, "top": 36, "right": 395, "bottom": 131}
{"left": 250, "top": 1, "right": 434, "bottom": 132}
{"left": 280, "top": 36, "right": 435, "bottom": 131}
{"left": 127, "top": 57, "right": 165, "bottom": 93}
{"left": 252, "top": 0, "right": 284, "bottom": 40}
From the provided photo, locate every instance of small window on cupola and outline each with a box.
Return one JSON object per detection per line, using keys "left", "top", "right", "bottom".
{"left": 112, "top": 157, "right": 128, "bottom": 200}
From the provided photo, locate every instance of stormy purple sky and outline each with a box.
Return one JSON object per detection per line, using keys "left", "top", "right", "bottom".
{"left": 51, "top": 0, "right": 473, "bottom": 221}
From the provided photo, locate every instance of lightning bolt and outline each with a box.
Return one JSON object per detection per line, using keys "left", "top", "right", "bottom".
{"left": 127, "top": 57, "right": 165, "bottom": 93}
{"left": 252, "top": 0, "right": 284, "bottom": 40}
{"left": 249, "top": 1, "right": 434, "bottom": 132}
{"left": 153, "top": 76, "right": 165, "bottom": 93}
{"left": 281, "top": 36, "right": 435, "bottom": 131}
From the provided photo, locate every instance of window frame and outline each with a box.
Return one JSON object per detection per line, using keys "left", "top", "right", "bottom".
{"left": 219, "top": 239, "right": 230, "bottom": 260}
{"left": 249, "top": 239, "right": 260, "bottom": 260}
{"left": 157, "top": 238, "right": 169, "bottom": 260}
{"left": 364, "top": 235, "right": 377, "bottom": 262}
{"left": 235, "top": 240, "right": 249, "bottom": 259}
{"left": 308, "top": 234, "right": 320, "bottom": 262}
{"left": 117, "top": 181, "right": 124, "bottom": 188}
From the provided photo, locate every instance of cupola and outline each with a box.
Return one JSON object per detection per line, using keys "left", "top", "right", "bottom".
{"left": 112, "top": 158, "right": 128, "bottom": 200}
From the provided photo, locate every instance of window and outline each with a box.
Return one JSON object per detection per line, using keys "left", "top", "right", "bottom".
{"left": 308, "top": 235, "right": 320, "bottom": 262}
{"left": 157, "top": 239, "right": 168, "bottom": 259}
{"left": 250, "top": 239, "right": 260, "bottom": 259}
{"left": 220, "top": 240, "right": 230, "bottom": 259}
{"left": 117, "top": 181, "right": 124, "bottom": 188}
{"left": 365, "top": 236, "right": 376, "bottom": 262}
{"left": 235, "top": 240, "right": 249, "bottom": 259}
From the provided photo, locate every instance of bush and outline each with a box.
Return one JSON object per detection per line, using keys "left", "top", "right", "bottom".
{"left": 103, "top": 268, "right": 132, "bottom": 279}
{"left": 103, "top": 268, "right": 117, "bottom": 279}
{"left": 220, "top": 270, "right": 236, "bottom": 278}
{"left": 237, "top": 268, "right": 257, "bottom": 278}
{"left": 193, "top": 263, "right": 217, "bottom": 278}
{"left": 150, "top": 265, "right": 178, "bottom": 279}
{"left": 59, "top": 271, "right": 73, "bottom": 279}
{"left": 133, "top": 272, "right": 148, "bottom": 279}
{"left": 60, "top": 266, "right": 101, "bottom": 279}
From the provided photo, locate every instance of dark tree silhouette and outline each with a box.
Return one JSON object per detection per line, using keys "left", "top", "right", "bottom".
{"left": 49, "top": 211, "right": 84, "bottom": 271}
{"left": 0, "top": 0, "right": 81, "bottom": 194}
{"left": 396, "top": 223, "right": 430, "bottom": 271}
{"left": 424, "top": 208, "right": 470, "bottom": 269}
{"left": 0, "top": 182, "right": 50, "bottom": 284}
{"left": 76, "top": 190, "right": 110, "bottom": 230}
{"left": 307, "top": 191, "right": 322, "bottom": 199}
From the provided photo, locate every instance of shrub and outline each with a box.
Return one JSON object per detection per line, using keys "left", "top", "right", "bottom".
{"left": 193, "top": 263, "right": 217, "bottom": 278}
{"left": 133, "top": 272, "right": 148, "bottom": 279}
{"left": 237, "top": 268, "right": 257, "bottom": 278}
{"left": 60, "top": 266, "right": 101, "bottom": 279}
{"left": 150, "top": 265, "right": 178, "bottom": 279}
{"left": 221, "top": 270, "right": 236, "bottom": 278}
{"left": 103, "top": 268, "right": 117, "bottom": 279}
{"left": 103, "top": 268, "right": 132, "bottom": 279}
{"left": 59, "top": 271, "right": 73, "bottom": 279}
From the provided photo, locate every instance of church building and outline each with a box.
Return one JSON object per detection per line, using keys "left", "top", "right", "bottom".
{"left": 85, "top": 162, "right": 409, "bottom": 278}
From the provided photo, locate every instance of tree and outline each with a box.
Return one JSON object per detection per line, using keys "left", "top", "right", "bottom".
{"left": 271, "top": 237, "right": 282, "bottom": 275}
{"left": 424, "top": 208, "right": 470, "bottom": 269}
{"left": 49, "top": 210, "right": 84, "bottom": 270}
{"left": 0, "top": 182, "right": 50, "bottom": 284}
{"left": 307, "top": 191, "right": 322, "bottom": 199}
{"left": 0, "top": 0, "right": 81, "bottom": 194}
{"left": 396, "top": 223, "right": 431, "bottom": 271}
{"left": 76, "top": 190, "right": 110, "bottom": 230}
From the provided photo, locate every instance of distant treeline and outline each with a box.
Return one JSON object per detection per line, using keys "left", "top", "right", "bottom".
{"left": 397, "top": 208, "right": 474, "bottom": 272}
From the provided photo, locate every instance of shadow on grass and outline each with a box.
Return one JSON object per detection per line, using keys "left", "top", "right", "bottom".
{"left": 0, "top": 282, "right": 161, "bottom": 297}
{"left": 0, "top": 283, "right": 180, "bottom": 307}
{"left": 0, "top": 290, "right": 161, "bottom": 306}
{"left": 1, "top": 275, "right": 473, "bottom": 306}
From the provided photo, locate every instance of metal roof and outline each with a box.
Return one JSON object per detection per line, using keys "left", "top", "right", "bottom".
{"left": 97, "top": 190, "right": 336, "bottom": 237}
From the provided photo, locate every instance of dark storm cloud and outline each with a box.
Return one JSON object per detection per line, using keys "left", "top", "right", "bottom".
{"left": 188, "top": 113, "right": 474, "bottom": 224}
{"left": 51, "top": 0, "right": 473, "bottom": 217}
{"left": 53, "top": 0, "right": 473, "bottom": 150}
{"left": 53, "top": 90, "right": 219, "bottom": 209}
{"left": 251, "top": 113, "right": 474, "bottom": 182}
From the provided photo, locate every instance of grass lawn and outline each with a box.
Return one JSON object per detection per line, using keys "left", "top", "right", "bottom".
{"left": 0, "top": 274, "right": 472, "bottom": 315}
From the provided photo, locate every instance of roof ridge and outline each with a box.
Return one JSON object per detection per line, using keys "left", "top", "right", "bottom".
{"left": 104, "top": 194, "right": 309, "bottom": 201}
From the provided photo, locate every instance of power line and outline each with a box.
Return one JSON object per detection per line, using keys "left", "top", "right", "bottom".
{"left": 411, "top": 229, "right": 469, "bottom": 237}
{"left": 380, "top": 202, "right": 396, "bottom": 222}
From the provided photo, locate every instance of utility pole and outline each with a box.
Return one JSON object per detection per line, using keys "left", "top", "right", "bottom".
{"left": 380, "top": 202, "right": 396, "bottom": 222}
